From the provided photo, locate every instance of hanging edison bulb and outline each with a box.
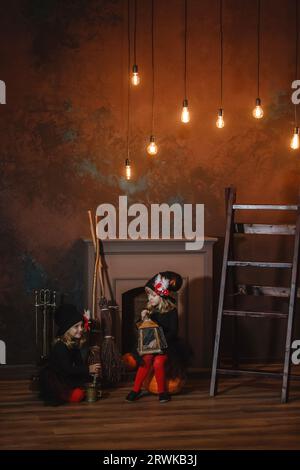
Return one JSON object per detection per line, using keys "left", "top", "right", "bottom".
{"left": 147, "top": 135, "right": 158, "bottom": 155}
{"left": 216, "top": 108, "right": 225, "bottom": 128}
{"left": 131, "top": 64, "right": 140, "bottom": 86}
{"left": 125, "top": 159, "right": 132, "bottom": 180}
{"left": 181, "top": 99, "right": 190, "bottom": 123}
{"left": 253, "top": 98, "right": 264, "bottom": 119}
{"left": 290, "top": 127, "right": 300, "bottom": 150}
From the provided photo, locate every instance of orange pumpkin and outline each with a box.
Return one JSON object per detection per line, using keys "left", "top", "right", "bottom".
{"left": 122, "top": 353, "right": 138, "bottom": 371}
{"left": 145, "top": 371, "right": 185, "bottom": 395}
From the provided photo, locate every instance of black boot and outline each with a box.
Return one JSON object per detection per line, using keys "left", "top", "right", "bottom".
{"left": 126, "top": 390, "right": 143, "bottom": 402}
{"left": 159, "top": 392, "right": 171, "bottom": 403}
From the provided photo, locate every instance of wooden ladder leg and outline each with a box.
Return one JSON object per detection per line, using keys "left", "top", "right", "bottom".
{"left": 230, "top": 226, "right": 239, "bottom": 369}
{"left": 281, "top": 203, "right": 300, "bottom": 403}
{"left": 210, "top": 186, "right": 236, "bottom": 396}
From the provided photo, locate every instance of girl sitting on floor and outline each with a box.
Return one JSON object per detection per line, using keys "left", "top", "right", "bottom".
{"left": 39, "top": 303, "right": 100, "bottom": 405}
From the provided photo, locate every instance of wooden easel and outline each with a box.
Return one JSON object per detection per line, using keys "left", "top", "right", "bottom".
{"left": 210, "top": 186, "right": 300, "bottom": 403}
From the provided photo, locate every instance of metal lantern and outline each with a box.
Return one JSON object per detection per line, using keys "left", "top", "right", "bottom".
{"left": 137, "top": 317, "right": 167, "bottom": 356}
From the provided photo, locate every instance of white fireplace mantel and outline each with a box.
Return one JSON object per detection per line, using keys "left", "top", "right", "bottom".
{"left": 83, "top": 237, "right": 217, "bottom": 368}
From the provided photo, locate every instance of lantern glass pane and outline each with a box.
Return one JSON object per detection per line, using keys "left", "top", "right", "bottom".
{"left": 143, "top": 328, "right": 158, "bottom": 351}
{"left": 138, "top": 325, "right": 168, "bottom": 355}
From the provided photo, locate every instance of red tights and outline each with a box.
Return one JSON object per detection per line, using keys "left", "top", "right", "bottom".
{"left": 68, "top": 387, "right": 85, "bottom": 403}
{"left": 133, "top": 354, "right": 167, "bottom": 394}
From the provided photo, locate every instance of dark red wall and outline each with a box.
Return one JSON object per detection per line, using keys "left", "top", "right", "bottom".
{"left": 1, "top": 0, "right": 300, "bottom": 364}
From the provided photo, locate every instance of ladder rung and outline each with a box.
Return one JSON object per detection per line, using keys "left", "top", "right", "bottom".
{"left": 236, "top": 284, "right": 300, "bottom": 298}
{"left": 233, "top": 204, "right": 299, "bottom": 211}
{"left": 217, "top": 368, "right": 282, "bottom": 378}
{"left": 217, "top": 368, "right": 300, "bottom": 380}
{"left": 217, "top": 368, "right": 281, "bottom": 378}
{"left": 223, "top": 309, "right": 288, "bottom": 319}
{"left": 234, "top": 223, "right": 296, "bottom": 235}
{"left": 227, "top": 261, "right": 292, "bottom": 268}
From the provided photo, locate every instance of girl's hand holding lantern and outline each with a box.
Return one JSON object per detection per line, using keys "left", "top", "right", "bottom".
{"left": 141, "top": 309, "right": 150, "bottom": 321}
{"left": 89, "top": 363, "right": 101, "bottom": 376}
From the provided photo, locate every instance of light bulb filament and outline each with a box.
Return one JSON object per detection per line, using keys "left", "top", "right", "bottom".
{"left": 181, "top": 99, "right": 190, "bottom": 123}
{"left": 131, "top": 64, "right": 140, "bottom": 86}
{"left": 147, "top": 136, "right": 158, "bottom": 155}
{"left": 125, "top": 159, "right": 131, "bottom": 180}
{"left": 291, "top": 127, "right": 300, "bottom": 150}
{"left": 253, "top": 98, "right": 264, "bottom": 119}
{"left": 216, "top": 108, "right": 225, "bottom": 128}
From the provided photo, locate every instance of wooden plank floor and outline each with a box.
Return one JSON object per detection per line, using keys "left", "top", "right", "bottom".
{"left": 1, "top": 376, "right": 300, "bottom": 450}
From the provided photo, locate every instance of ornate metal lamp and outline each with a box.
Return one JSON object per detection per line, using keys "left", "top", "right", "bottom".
{"left": 137, "top": 314, "right": 167, "bottom": 355}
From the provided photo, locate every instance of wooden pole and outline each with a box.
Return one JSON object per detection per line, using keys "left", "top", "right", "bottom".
{"left": 88, "top": 210, "right": 105, "bottom": 298}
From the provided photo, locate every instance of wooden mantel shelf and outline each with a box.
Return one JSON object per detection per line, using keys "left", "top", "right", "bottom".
{"left": 83, "top": 237, "right": 217, "bottom": 254}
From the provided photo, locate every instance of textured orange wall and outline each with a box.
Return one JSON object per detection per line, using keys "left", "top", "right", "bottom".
{"left": 0, "top": 0, "right": 299, "bottom": 363}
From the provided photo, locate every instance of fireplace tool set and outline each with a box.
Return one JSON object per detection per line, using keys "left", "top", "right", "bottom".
{"left": 34, "top": 289, "right": 56, "bottom": 364}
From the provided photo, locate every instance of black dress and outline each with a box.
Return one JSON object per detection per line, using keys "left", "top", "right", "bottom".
{"left": 151, "top": 308, "right": 178, "bottom": 345}
{"left": 39, "top": 340, "right": 90, "bottom": 405}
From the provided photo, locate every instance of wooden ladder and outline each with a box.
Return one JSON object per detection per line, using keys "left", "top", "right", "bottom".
{"left": 210, "top": 186, "right": 300, "bottom": 403}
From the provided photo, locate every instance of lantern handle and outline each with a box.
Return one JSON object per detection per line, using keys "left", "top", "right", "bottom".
{"left": 141, "top": 309, "right": 150, "bottom": 321}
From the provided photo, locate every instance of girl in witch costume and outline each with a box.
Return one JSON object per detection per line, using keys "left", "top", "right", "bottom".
{"left": 39, "top": 304, "right": 101, "bottom": 405}
{"left": 126, "top": 271, "right": 189, "bottom": 403}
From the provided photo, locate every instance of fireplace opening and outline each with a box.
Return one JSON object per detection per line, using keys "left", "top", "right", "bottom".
{"left": 122, "top": 286, "right": 148, "bottom": 354}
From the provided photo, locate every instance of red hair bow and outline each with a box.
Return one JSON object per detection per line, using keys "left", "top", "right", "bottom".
{"left": 83, "top": 313, "right": 90, "bottom": 332}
